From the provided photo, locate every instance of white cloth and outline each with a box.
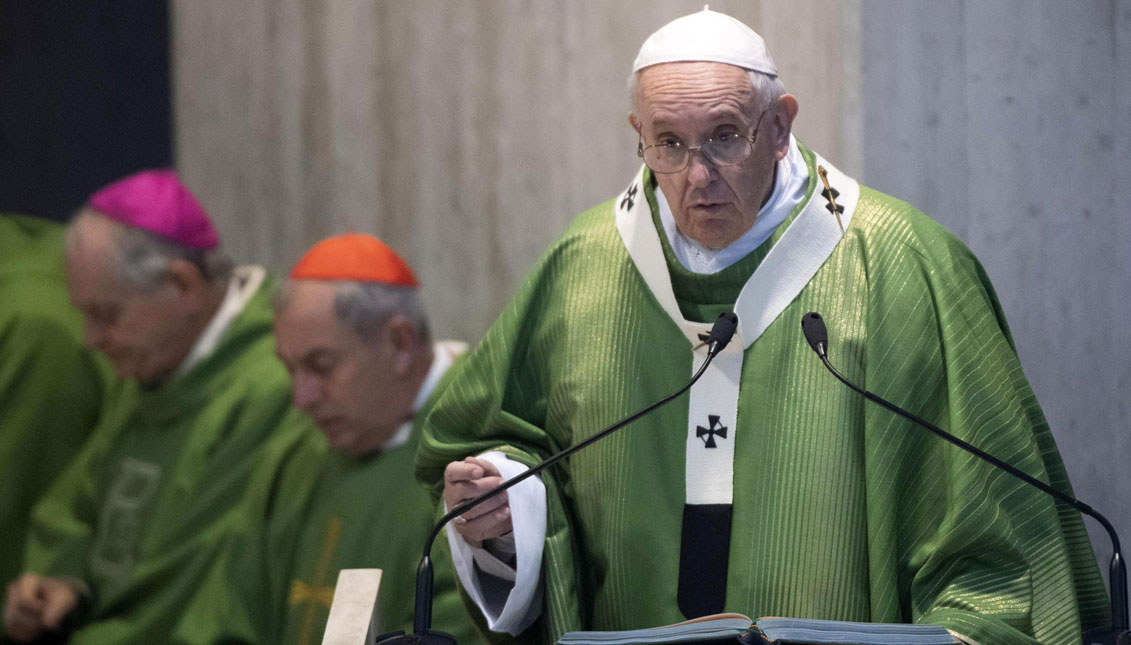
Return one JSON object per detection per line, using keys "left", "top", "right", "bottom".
{"left": 444, "top": 451, "right": 545, "bottom": 635}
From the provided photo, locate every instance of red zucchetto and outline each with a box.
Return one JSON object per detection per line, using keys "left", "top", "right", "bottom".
{"left": 290, "top": 233, "right": 419, "bottom": 287}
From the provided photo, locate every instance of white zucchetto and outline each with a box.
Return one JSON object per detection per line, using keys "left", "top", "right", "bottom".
{"left": 632, "top": 7, "right": 778, "bottom": 77}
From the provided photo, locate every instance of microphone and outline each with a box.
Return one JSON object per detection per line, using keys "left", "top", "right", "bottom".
{"left": 799, "top": 312, "right": 1129, "bottom": 645}
{"left": 800, "top": 312, "right": 828, "bottom": 359}
{"left": 372, "top": 311, "right": 741, "bottom": 644}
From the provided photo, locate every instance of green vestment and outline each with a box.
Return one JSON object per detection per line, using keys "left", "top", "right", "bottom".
{"left": 416, "top": 143, "right": 1109, "bottom": 645}
{"left": 22, "top": 272, "right": 307, "bottom": 644}
{"left": 176, "top": 359, "right": 488, "bottom": 645}
{"left": 0, "top": 214, "right": 116, "bottom": 601}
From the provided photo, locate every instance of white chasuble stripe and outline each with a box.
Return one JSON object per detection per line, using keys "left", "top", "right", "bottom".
{"left": 685, "top": 348, "right": 742, "bottom": 504}
{"left": 612, "top": 153, "right": 859, "bottom": 507}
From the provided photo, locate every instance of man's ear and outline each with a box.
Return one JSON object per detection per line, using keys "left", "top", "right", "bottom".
{"left": 771, "top": 94, "right": 799, "bottom": 161}
{"left": 384, "top": 315, "right": 420, "bottom": 376}
{"left": 164, "top": 258, "right": 207, "bottom": 300}
{"left": 628, "top": 112, "right": 642, "bottom": 135}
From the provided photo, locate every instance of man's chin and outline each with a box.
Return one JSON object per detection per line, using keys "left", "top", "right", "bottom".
{"left": 134, "top": 365, "right": 178, "bottom": 387}
{"left": 113, "top": 361, "right": 152, "bottom": 384}
{"left": 688, "top": 227, "right": 742, "bottom": 250}
{"left": 685, "top": 212, "right": 748, "bottom": 249}
{"left": 322, "top": 425, "right": 364, "bottom": 454}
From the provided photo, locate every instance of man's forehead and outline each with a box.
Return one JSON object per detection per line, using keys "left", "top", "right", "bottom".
{"left": 69, "top": 210, "right": 117, "bottom": 256}
{"left": 276, "top": 279, "right": 373, "bottom": 346}
{"left": 279, "top": 279, "right": 339, "bottom": 319}
{"left": 66, "top": 224, "right": 134, "bottom": 298}
{"left": 642, "top": 61, "right": 755, "bottom": 97}
{"left": 275, "top": 284, "right": 347, "bottom": 355}
{"left": 637, "top": 63, "right": 757, "bottom": 124}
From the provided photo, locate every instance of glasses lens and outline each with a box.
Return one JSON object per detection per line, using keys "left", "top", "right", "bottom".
{"left": 643, "top": 144, "right": 687, "bottom": 174}
{"left": 702, "top": 137, "right": 751, "bottom": 166}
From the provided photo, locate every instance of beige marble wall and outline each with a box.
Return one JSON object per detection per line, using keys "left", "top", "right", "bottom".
{"left": 173, "top": 0, "right": 1129, "bottom": 597}
{"left": 172, "top": 0, "right": 860, "bottom": 337}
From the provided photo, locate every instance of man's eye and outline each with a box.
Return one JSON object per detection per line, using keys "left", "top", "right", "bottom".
{"left": 89, "top": 305, "right": 119, "bottom": 325}
{"left": 657, "top": 138, "right": 681, "bottom": 148}
{"left": 714, "top": 131, "right": 739, "bottom": 142}
{"left": 308, "top": 358, "right": 337, "bottom": 375}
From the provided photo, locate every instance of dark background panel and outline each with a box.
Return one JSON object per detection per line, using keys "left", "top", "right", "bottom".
{"left": 0, "top": 0, "right": 171, "bottom": 221}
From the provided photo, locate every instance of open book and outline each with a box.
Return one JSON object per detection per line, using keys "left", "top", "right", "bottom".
{"left": 556, "top": 613, "right": 959, "bottom": 644}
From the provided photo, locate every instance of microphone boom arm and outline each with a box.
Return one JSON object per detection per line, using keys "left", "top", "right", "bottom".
{"left": 802, "top": 312, "right": 1128, "bottom": 642}
{"left": 818, "top": 353, "right": 1119, "bottom": 539}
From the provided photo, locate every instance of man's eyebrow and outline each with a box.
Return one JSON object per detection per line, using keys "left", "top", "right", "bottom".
{"left": 85, "top": 301, "right": 116, "bottom": 315}
{"left": 705, "top": 106, "right": 749, "bottom": 122}
{"left": 278, "top": 346, "right": 333, "bottom": 366}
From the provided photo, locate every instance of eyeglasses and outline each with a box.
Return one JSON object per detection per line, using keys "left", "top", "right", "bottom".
{"left": 637, "top": 106, "right": 772, "bottom": 174}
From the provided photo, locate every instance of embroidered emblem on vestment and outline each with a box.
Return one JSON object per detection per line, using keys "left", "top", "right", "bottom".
{"left": 696, "top": 415, "right": 728, "bottom": 449}
{"left": 620, "top": 183, "right": 639, "bottom": 210}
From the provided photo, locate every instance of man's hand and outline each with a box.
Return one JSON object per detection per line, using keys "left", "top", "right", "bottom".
{"left": 2, "top": 573, "right": 80, "bottom": 642}
{"left": 443, "top": 456, "right": 512, "bottom": 547}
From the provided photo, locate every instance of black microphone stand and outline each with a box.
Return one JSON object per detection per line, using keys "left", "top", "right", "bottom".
{"left": 371, "top": 312, "right": 740, "bottom": 644}
{"left": 800, "top": 312, "right": 1129, "bottom": 645}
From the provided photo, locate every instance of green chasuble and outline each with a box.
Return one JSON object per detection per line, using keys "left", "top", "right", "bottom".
{"left": 22, "top": 271, "right": 308, "bottom": 645}
{"left": 416, "top": 143, "right": 1109, "bottom": 645}
{"left": 0, "top": 214, "right": 116, "bottom": 608}
{"left": 175, "top": 360, "right": 489, "bottom": 645}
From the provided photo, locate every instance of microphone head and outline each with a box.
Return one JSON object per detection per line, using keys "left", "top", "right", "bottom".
{"left": 707, "top": 311, "right": 739, "bottom": 353}
{"left": 800, "top": 312, "right": 828, "bottom": 358}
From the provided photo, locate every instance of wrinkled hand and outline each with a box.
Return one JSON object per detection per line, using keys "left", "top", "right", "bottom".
{"left": 443, "top": 456, "right": 512, "bottom": 547}
{"left": 3, "top": 573, "right": 80, "bottom": 642}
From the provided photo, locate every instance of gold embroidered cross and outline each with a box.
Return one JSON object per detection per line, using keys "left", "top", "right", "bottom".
{"left": 289, "top": 580, "right": 335, "bottom": 608}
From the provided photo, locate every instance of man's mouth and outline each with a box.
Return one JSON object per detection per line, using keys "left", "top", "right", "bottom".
{"left": 314, "top": 416, "right": 341, "bottom": 429}
{"left": 690, "top": 202, "right": 727, "bottom": 214}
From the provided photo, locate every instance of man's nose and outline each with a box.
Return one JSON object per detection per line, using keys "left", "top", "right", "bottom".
{"left": 292, "top": 373, "right": 322, "bottom": 410}
{"left": 686, "top": 148, "right": 716, "bottom": 188}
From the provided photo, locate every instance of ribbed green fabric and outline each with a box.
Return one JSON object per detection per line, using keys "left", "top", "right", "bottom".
{"left": 0, "top": 215, "right": 117, "bottom": 618}
{"left": 416, "top": 143, "right": 1108, "bottom": 645}
{"left": 174, "top": 362, "right": 491, "bottom": 645}
{"left": 22, "top": 276, "right": 309, "bottom": 645}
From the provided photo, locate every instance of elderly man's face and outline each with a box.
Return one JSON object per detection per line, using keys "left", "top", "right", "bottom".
{"left": 274, "top": 280, "right": 412, "bottom": 456}
{"left": 632, "top": 62, "right": 792, "bottom": 249}
{"left": 65, "top": 212, "right": 205, "bottom": 384}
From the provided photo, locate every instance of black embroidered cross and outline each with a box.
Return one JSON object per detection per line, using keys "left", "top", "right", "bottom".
{"left": 696, "top": 415, "right": 728, "bottom": 449}
{"left": 620, "top": 184, "right": 639, "bottom": 210}
{"left": 821, "top": 186, "right": 844, "bottom": 216}
{"left": 817, "top": 165, "right": 845, "bottom": 232}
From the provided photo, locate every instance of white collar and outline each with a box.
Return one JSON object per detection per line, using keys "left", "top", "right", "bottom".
{"left": 657, "top": 134, "right": 809, "bottom": 274}
{"left": 614, "top": 147, "right": 858, "bottom": 351}
{"left": 173, "top": 265, "right": 267, "bottom": 378}
{"left": 383, "top": 339, "right": 468, "bottom": 451}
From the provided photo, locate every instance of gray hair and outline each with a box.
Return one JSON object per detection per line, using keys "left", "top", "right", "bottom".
{"left": 66, "top": 211, "right": 233, "bottom": 291}
{"left": 334, "top": 281, "right": 430, "bottom": 344}
{"left": 276, "top": 279, "right": 431, "bottom": 345}
{"left": 627, "top": 68, "right": 786, "bottom": 116}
